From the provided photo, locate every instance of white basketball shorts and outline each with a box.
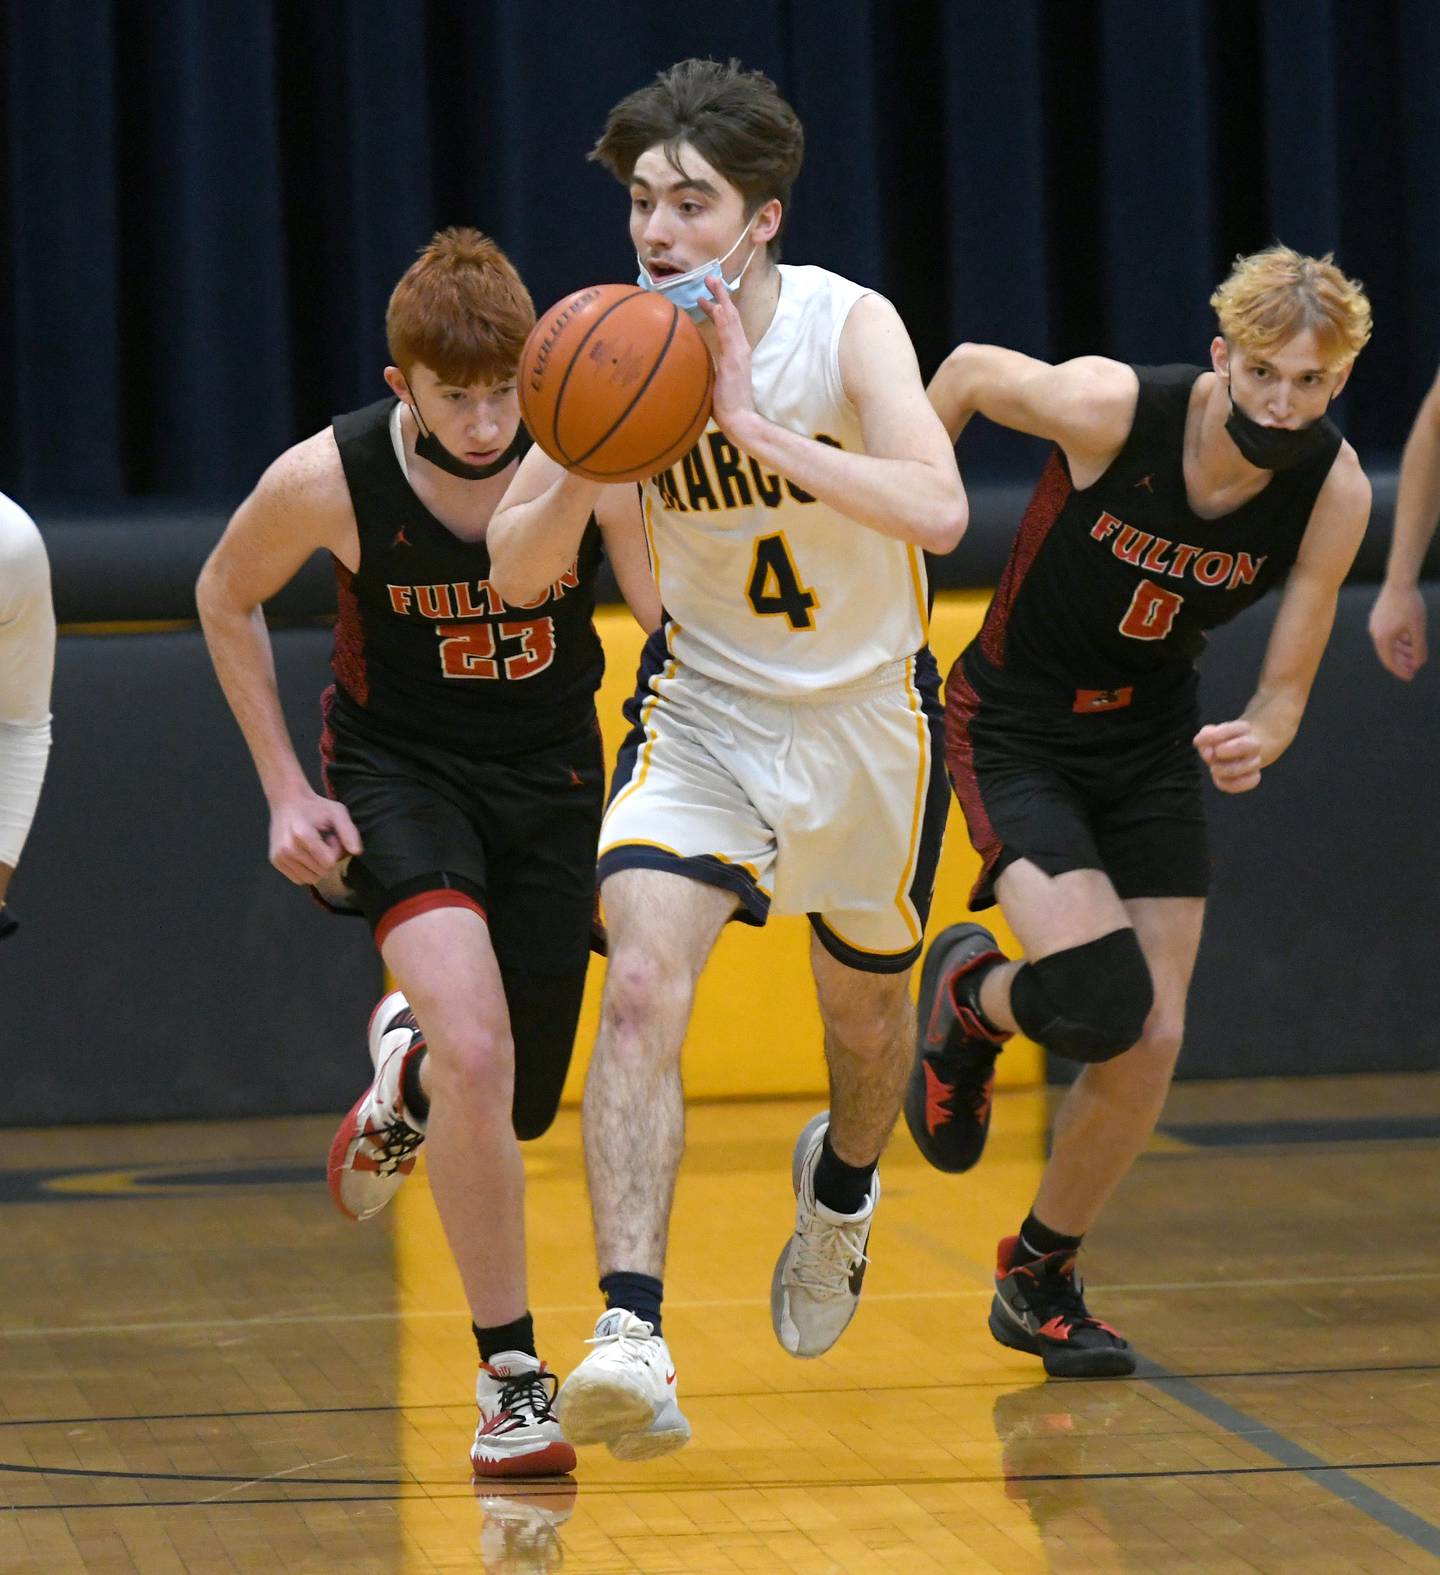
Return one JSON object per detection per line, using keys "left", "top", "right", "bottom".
{"left": 598, "top": 634, "right": 949, "bottom": 973}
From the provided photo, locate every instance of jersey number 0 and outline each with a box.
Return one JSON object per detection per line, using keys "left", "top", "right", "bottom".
{"left": 1118, "top": 580, "right": 1183, "bottom": 641}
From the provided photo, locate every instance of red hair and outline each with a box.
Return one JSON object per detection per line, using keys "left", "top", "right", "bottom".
{"left": 386, "top": 228, "right": 535, "bottom": 386}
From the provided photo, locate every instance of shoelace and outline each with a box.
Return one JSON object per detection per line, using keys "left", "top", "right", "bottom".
{"left": 1026, "top": 1255, "right": 1102, "bottom": 1329}
{"left": 789, "top": 1208, "right": 870, "bottom": 1297}
{"left": 494, "top": 1367, "right": 560, "bottom": 1424}
{"left": 368, "top": 1115, "right": 424, "bottom": 1173}
{"left": 583, "top": 1322, "right": 655, "bottom": 1359}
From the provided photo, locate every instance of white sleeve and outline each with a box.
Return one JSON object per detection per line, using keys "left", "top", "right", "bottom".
{"left": 0, "top": 495, "right": 56, "bottom": 867}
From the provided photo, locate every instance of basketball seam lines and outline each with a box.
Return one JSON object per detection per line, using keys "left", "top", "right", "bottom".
{"left": 557, "top": 294, "right": 684, "bottom": 473}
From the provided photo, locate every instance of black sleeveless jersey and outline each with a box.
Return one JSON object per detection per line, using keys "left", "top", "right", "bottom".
{"left": 967, "top": 364, "right": 1342, "bottom": 714}
{"left": 328, "top": 398, "right": 605, "bottom": 756}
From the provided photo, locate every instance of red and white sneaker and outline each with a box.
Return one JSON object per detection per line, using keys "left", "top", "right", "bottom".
{"left": 471, "top": 1352, "right": 577, "bottom": 1478}
{"left": 326, "top": 990, "right": 428, "bottom": 1221}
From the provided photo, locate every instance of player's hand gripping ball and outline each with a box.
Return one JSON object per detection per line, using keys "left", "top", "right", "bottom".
{"left": 519, "top": 284, "right": 714, "bottom": 483}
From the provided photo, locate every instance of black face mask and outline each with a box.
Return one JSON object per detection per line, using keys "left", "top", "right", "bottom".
{"left": 1224, "top": 384, "right": 1331, "bottom": 472}
{"left": 407, "top": 392, "right": 526, "bottom": 481}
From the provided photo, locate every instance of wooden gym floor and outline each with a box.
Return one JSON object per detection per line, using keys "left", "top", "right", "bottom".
{"left": 2, "top": 1073, "right": 1439, "bottom": 1573}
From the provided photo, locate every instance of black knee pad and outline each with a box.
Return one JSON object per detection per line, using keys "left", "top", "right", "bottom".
{"left": 503, "top": 964, "right": 588, "bottom": 1141}
{"left": 1009, "top": 928, "right": 1153, "bottom": 1064}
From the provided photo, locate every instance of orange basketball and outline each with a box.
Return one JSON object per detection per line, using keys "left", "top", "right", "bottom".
{"left": 519, "top": 284, "right": 714, "bottom": 483}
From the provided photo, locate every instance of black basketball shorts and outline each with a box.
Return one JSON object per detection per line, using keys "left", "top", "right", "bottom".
{"left": 317, "top": 691, "right": 606, "bottom": 970}
{"left": 944, "top": 661, "right": 1210, "bottom": 911}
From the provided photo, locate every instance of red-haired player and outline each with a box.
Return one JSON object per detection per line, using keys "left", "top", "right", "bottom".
{"left": 197, "top": 228, "right": 659, "bottom": 1474}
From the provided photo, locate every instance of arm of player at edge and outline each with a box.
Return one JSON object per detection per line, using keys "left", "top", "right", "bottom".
{"left": 699, "top": 277, "right": 968, "bottom": 553}
{"left": 195, "top": 434, "right": 364, "bottom": 884}
{"left": 1369, "top": 365, "right": 1440, "bottom": 680}
{"left": 1195, "top": 450, "right": 1371, "bottom": 793}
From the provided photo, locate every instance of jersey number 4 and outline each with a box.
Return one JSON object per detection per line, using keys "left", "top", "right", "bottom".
{"left": 436, "top": 618, "right": 556, "bottom": 680}
{"left": 1118, "top": 580, "right": 1183, "bottom": 641}
{"left": 746, "top": 533, "right": 819, "bottom": 631}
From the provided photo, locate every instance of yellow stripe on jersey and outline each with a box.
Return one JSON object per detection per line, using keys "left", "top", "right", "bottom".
{"left": 599, "top": 835, "right": 685, "bottom": 859}
{"left": 906, "top": 544, "right": 929, "bottom": 640}
{"left": 606, "top": 657, "right": 678, "bottom": 815}
{"left": 642, "top": 491, "right": 662, "bottom": 583}
{"left": 812, "top": 914, "right": 916, "bottom": 960}
{"left": 708, "top": 848, "right": 768, "bottom": 890}
{"left": 892, "top": 653, "right": 929, "bottom": 946}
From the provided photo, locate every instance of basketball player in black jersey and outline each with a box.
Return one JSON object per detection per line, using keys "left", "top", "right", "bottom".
{"left": 197, "top": 229, "right": 660, "bottom": 1473}
{"left": 905, "top": 245, "right": 1373, "bottom": 1376}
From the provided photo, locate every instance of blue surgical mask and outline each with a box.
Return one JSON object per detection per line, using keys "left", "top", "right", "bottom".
{"left": 636, "top": 222, "right": 758, "bottom": 323}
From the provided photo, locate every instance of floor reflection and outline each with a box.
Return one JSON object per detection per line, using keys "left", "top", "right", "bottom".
{"left": 993, "top": 1383, "right": 1134, "bottom": 1573}
{"left": 474, "top": 1476, "right": 579, "bottom": 1574}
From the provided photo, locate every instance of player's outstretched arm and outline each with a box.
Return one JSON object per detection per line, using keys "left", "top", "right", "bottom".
{"left": 699, "top": 282, "right": 967, "bottom": 552}
{"left": 488, "top": 446, "right": 612, "bottom": 607}
{"left": 195, "top": 434, "right": 363, "bottom": 884}
{"left": 595, "top": 486, "right": 662, "bottom": 634}
{"left": 1370, "top": 366, "right": 1440, "bottom": 679}
{"left": 928, "top": 343, "right": 1138, "bottom": 465}
{"left": 1196, "top": 449, "right": 1371, "bottom": 793}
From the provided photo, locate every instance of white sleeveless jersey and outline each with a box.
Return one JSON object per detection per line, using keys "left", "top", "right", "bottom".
{"left": 640, "top": 265, "right": 929, "bottom": 694}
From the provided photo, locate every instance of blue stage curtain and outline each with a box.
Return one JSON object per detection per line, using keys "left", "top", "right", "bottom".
{"left": 0, "top": 0, "right": 1433, "bottom": 505}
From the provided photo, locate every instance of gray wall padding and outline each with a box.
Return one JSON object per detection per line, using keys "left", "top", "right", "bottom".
{"left": 3, "top": 628, "right": 379, "bottom": 1123}
{"left": 8, "top": 476, "right": 1434, "bottom": 1121}
{"left": 1181, "top": 582, "right": 1440, "bottom": 1078}
{"left": 39, "top": 469, "right": 1425, "bottom": 623}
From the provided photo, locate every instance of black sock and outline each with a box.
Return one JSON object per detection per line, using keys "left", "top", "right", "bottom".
{"left": 812, "top": 1132, "right": 876, "bottom": 1216}
{"left": 474, "top": 1311, "right": 535, "bottom": 1363}
{"left": 401, "top": 1047, "right": 430, "bottom": 1123}
{"left": 1013, "top": 1211, "right": 1083, "bottom": 1265}
{"left": 600, "top": 1271, "right": 664, "bottom": 1336}
{"left": 952, "top": 957, "right": 1010, "bottom": 1040}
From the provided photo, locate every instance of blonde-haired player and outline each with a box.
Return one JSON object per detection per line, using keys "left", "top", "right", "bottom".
{"left": 908, "top": 244, "right": 1372, "bottom": 1376}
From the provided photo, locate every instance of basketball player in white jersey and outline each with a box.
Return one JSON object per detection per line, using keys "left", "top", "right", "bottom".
{"left": 489, "top": 58, "right": 968, "bottom": 1459}
{"left": 0, "top": 492, "right": 55, "bottom": 943}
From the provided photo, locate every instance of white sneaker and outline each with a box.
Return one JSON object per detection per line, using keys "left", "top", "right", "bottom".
{"left": 471, "top": 1351, "right": 577, "bottom": 1479}
{"left": 476, "top": 1478, "right": 577, "bottom": 1574}
{"left": 555, "top": 1310, "right": 691, "bottom": 1460}
{"left": 770, "top": 1110, "right": 879, "bottom": 1358}
{"left": 326, "top": 990, "right": 428, "bottom": 1221}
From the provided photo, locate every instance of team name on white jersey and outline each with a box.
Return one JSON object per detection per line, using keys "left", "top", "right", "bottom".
{"left": 641, "top": 265, "right": 928, "bottom": 696}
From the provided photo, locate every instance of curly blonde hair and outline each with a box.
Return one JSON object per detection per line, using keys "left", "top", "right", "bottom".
{"left": 1210, "top": 245, "right": 1372, "bottom": 370}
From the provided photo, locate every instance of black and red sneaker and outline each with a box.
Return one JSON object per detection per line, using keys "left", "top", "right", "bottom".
{"left": 988, "top": 1236, "right": 1136, "bottom": 1378}
{"left": 904, "top": 923, "right": 1010, "bottom": 1173}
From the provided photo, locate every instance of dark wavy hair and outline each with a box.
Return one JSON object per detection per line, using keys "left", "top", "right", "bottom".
{"left": 590, "top": 58, "right": 805, "bottom": 254}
